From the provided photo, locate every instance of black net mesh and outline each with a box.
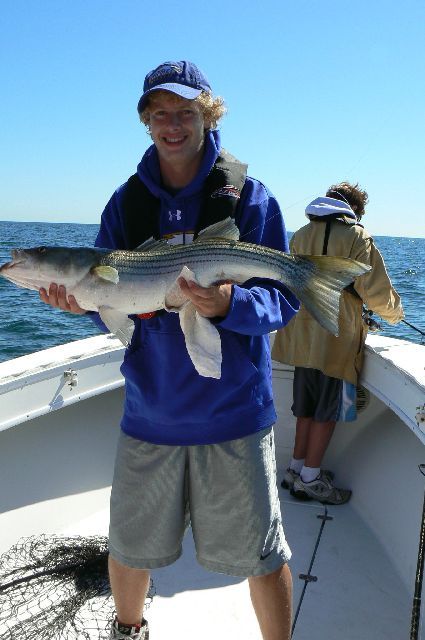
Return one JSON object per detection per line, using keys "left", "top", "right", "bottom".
{"left": 0, "top": 535, "right": 155, "bottom": 640}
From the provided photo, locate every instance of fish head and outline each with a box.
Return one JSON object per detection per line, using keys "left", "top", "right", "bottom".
{"left": 0, "top": 246, "right": 105, "bottom": 292}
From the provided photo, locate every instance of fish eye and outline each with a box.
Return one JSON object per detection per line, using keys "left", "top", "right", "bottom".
{"left": 37, "top": 247, "right": 47, "bottom": 253}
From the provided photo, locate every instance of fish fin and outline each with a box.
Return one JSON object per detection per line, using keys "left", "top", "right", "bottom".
{"left": 135, "top": 237, "right": 172, "bottom": 252}
{"left": 195, "top": 217, "right": 240, "bottom": 242}
{"left": 179, "top": 303, "right": 222, "bottom": 378}
{"left": 165, "top": 266, "right": 197, "bottom": 311}
{"left": 98, "top": 307, "right": 134, "bottom": 346}
{"left": 293, "top": 255, "right": 371, "bottom": 336}
{"left": 92, "top": 266, "right": 120, "bottom": 284}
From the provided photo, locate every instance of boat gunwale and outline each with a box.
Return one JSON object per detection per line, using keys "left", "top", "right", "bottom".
{"left": 0, "top": 333, "right": 424, "bottom": 442}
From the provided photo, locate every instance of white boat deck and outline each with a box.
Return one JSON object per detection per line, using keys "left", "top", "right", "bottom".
{"left": 46, "top": 484, "right": 409, "bottom": 639}
{"left": 0, "top": 434, "right": 413, "bottom": 638}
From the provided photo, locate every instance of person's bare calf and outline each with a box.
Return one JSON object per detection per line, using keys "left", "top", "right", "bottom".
{"left": 248, "top": 563, "right": 292, "bottom": 640}
{"left": 108, "top": 555, "right": 151, "bottom": 626}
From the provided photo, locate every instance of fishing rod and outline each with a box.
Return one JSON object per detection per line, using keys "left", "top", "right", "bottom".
{"left": 402, "top": 319, "right": 425, "bottom": 339}
{"left": 411, "top": 463, "right": 425, "bottom": 639}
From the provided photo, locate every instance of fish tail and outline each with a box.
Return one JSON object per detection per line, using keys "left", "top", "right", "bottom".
{"left": 291, "top": 255, "right": 371, "bottom": 336}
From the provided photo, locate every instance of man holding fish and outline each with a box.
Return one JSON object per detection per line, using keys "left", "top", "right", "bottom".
{"left": 39, "top": 61, "right": 300, "bottom": 639}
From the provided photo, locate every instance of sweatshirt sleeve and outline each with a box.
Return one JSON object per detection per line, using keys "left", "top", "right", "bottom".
{"left": 216, "top": 178, "right": 300, "bottom": 335}
{"left": 352, "top": 234, "right": 404, "bottom": 324}
{"left": 95, "top": 188, "right": 127, "bottom": 251}
{"left": 87, "top": 187, "right": 128, "bottom": 333}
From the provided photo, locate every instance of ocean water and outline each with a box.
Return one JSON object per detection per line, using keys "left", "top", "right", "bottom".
{"left": 0, "top": 221, "right": 102, "bottom": 362}
{"left": 0, "top": 220, "right": 423, "bottom": 363}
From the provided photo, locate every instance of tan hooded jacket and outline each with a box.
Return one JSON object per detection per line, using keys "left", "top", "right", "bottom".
{"left": 272, "top": 210, "right": 404, "bottom": 384}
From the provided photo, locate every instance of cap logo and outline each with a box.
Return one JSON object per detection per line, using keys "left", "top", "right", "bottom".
{"left": 211, "top": 185, "right": 241, "bottom": 199}
{"left": 148, "top": 64, "right": 183, "bottom": 86}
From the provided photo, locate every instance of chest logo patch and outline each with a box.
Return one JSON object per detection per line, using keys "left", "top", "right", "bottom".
{"left": 211, "top": 185, "right": 241, "bottom": 199}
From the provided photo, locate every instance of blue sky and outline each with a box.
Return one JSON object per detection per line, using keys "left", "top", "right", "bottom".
{"left": 1, "top": 0, "right": 424, "bottom": 237}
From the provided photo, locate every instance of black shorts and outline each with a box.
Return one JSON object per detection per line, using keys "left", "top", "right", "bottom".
{"left": 292, "top": 367, "right": 357, "bottom": 422}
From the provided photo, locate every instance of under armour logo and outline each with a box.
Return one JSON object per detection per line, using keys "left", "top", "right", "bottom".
{"left": 169, "top": 210, "right": 182, "bottom": 221}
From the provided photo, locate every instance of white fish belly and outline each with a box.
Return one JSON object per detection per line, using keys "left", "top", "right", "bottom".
{"left": 72, "top": 273, "right": 172, "bottom": 314}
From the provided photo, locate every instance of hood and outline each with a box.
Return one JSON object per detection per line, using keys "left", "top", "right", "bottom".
{"left": 305, "top": 197, "right": 358, "bottom": 224}
{"left": 136, "top": 129, "right": 221, "bottom": 202}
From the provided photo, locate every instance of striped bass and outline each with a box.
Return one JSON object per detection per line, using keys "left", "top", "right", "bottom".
{"left": 0, "top": 218, "right": 371, "bottom": 378}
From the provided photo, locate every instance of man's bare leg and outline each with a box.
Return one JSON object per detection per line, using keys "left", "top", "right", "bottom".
{"left": 248, "top": 563, "right": 292, "bottom": 640}
{"left": 304, "top": 420, "right": 336, "bottom": 469}
{"left": 292, "top": 417, "right": 313, "bottom": 460}
{"left": 108, "top": 555, "right": 151, "bottom": 625}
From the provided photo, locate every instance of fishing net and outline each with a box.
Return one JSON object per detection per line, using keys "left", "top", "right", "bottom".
{"left": 0, "top": 535, "right": 155, "bottom": 640}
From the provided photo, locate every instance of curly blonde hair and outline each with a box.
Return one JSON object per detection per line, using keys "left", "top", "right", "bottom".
{"left": 326, "top": 181, "right": 369, "bottom": 217}
{"left": 139, "top": 90, "right": 226, "bottom": 132}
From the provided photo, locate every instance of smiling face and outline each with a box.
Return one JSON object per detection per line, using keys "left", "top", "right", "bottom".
{"left": 146, "top": 91, "right": 209, "bottom": 187}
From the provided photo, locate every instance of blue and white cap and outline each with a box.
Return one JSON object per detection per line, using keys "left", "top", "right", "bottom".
{"left": 137, "top": 61, "right": 212, "bottom": 113}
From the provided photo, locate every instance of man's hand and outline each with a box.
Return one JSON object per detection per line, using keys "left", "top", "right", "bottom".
{"left": 39, "top": 283, "right": 87, "bottom": 315}
{"left": 178, "top": 279, "right": 233, "bottom": 318}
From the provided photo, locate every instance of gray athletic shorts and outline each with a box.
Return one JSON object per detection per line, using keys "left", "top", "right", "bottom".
{"left": 292, "top": 367, "right": 357, "bottom": 422}
{"left": 109, "top": 427, "right": 291, "bottom": 577}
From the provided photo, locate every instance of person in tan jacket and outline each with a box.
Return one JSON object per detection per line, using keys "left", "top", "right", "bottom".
{"left": 272, "top": 181, "right": 403, "bottom": 505}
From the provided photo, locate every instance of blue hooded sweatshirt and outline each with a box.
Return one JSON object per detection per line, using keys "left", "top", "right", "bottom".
{"left": 91, "top": 130, "right": 299, "bottom": 445}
